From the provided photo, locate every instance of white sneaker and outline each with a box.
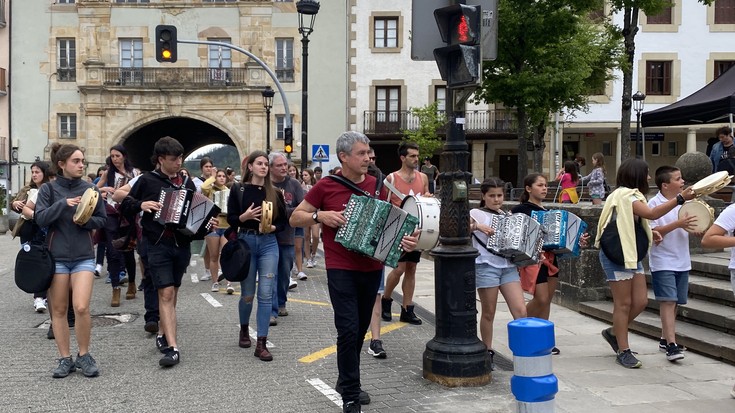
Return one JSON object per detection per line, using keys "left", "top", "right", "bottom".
{"left": 289, "top": 279, "right": 298, "bottom": 290}
{"left": 297, "top": 272, "right": 308, "bottom": 281}
{"left": 306, "top": 259, "right": 315, "bottom": 269}
{"left": 200, "top": 272, "right": 212, "bottom": 281}
{"left": 34, "top": 298, "right": 47, "bottom": 313}
{"left": 211, "top": 282, "right": 220, "bottom": 292}
{"left": 226, "top": 283, "right": 235, "bottom": 295}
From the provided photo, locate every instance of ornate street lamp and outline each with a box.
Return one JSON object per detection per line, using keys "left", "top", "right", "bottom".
{"left": 296, "top": 0, "right": 320, "bottom": 171}
{"left": 632, "top": 91, "right": 646, "bottom": 159}
{"left": 261, "top": 86, "right": 275, "bottom": 154}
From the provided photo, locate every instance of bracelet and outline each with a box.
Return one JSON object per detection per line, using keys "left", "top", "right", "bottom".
{"left": 676, "top": 193, "right": 685, "bottom": 205}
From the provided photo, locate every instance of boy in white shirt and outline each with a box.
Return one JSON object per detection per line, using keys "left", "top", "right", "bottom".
{"left": 648, "top": 166, "right": 698, "bottom": 361}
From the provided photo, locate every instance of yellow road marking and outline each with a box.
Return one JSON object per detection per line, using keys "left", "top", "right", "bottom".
{"left": 289, "top": 298, "right": 331, "bottom": 307}
{"left": 299, "top": 322, "right": 408, "bottom": 363}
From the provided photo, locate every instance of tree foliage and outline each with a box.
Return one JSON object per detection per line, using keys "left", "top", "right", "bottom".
{"left": 401, "top": 101, "right": 446, "bottom": 160}
{"left": 475, "top": 0, "right": 623, "bottom": 186}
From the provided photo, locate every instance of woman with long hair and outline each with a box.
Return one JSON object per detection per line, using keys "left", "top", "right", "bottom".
{"left": 13, "top": 161, "right": 53, "bottom": 312}
{"left": 227, "top": 150, "right": 286, "bottom": 361}
{"left": 301, "top": 168, "right": 320, "bottom": 268}
{"left": 470, "top": 177, "right": 527, "bottom": 368}
{"left": 201, "top": 169, "right": 233, "bottom": 293}
{"left": 33, "top": 143, "right": 106, "bottom": 378}
{"left": 596, "top": 158, "right": 694, "bottom": 368}
{"left": 581, "top": 152, "right": 606, "bottom": 205}
{"left": 555, "top": 160, "right": 579, "bottom": 203}
{"left": 97, "top": 145, "right": 140, "bottom": 305}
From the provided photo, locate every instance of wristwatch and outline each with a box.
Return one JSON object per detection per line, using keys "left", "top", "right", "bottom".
{"left": 676, "top": 193, "right": 685, "bottom": 205}
{"left": 312, "top": 211, "right": 320, "bottom": 223}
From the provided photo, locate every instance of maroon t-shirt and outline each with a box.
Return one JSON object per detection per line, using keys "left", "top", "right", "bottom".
{"left": 304, "top": 173, "right": 389, "bottom": 271}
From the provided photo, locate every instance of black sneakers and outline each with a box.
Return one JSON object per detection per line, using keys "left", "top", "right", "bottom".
{"left": 665, "top": 343, "right": 685, "bottom": 361}
{"left": 52, "top": 356, "right": 76, "bottom": 378}
{"left": 144, "top": 321, "right": 159, "bottom": 334}
{"left": 368, "top": 339, "right": 387, "bottom": 359}
{"left": 75, "top": 353, "right": 100, "bottom": 377}
{"left": 659, "top": 338, "right": 686, "bottom": 352}
{"left": 156, "top": 335, "right": 169, "bottom": 353}
{"left": 335, "top": 385, "right": 370, "bottom": 405}
{"left": 601, "top": 328, "right": 619, "bottom": 354}
{"left": 343, "top": 401, "right": 361, "bottom": 413}
{"left": 159, "top": 348, "right": 180, "bottom": 367}
{"left": 399, "top": 305, "right": 422, "bottom": 325}
{"left": 381, "top": 297, "right": 392, "bottom": 321}
{"left": 616, "top": 349, "right": 642, "bottom": 369}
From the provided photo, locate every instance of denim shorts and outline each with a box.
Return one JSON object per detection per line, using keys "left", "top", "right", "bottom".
{"left": 476, "top": 263, "right": 520, "bottom": 289}
{"left": 651, "top": 270, "right": 689, "bottom": 304}
{"left": 295, "top": 227, "right": 304, "bottom": 237}
{"left": 206, "top": 228, "right": 226, "bottom": 237}
{"left": 377, "top": 268, "right": 385, "bottom": 295}
{"left": 599, "top": 250, "right": 643, "bottom": 281}
{"left": 55, "top": 258, "right": 96, "bottom": 275}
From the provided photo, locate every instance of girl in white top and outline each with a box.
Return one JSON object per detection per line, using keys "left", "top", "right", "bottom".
{"left": 469, "top": 177, "right": 527, "bottom": 364}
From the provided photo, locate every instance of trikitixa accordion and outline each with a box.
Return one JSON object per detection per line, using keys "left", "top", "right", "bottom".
{"left": 154, "top": 188, "right": 221, "bottom": 237}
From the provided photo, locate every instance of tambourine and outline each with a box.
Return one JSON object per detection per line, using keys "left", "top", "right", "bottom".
{"left": 73, "top": 188, "right": 99, "bottom": 225}
{"left": 691, "top": 171, "right": 732, "bottom": 197}
{"left": 679, "top": 199, "right": 714, "bottom": 233}
{"left": 260, "top": 201, "right": 273, "bottom": 233}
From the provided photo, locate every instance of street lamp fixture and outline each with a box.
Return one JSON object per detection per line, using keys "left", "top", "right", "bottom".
{"left": 296, "top": 0, "right": 320, "bottom": 171}
{"left": 261, "top": 86, "right": 275, "bottom": 154}
{"left": 632, "top": 91, "right": 646, "bottom": 159}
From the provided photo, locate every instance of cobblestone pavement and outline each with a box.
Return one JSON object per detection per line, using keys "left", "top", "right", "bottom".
{"left": 0, "top": 235, "right": 513, "bottom": 413}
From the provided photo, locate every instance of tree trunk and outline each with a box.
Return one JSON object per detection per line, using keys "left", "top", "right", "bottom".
{"left": 516, "top": 106, "right": 528, "bottom": 187}
{"left": 620, "top": 7, "right": 639, "bottom": 162}
{"left": 533, "top": 121, "right": 545, "bottom": 172}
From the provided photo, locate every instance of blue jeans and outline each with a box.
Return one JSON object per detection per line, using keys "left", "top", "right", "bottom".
{"left": 238, "top": 232, "right": 278, "bottom": 337}
{"left": 273, "top": 244, "right": 295, "bottom": 317}
{"left": 327, "top": 268, "right": 382, "bottom": 404}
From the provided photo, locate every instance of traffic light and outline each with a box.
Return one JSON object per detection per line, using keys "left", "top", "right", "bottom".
{"left": 155, "top": 25, "right": 178, "bottom": 63}
{"left": 284, "top": 127, "right": 293, "bottom": 154}
{"left": 433, "top": 4, "right": 481, "bottom": 89}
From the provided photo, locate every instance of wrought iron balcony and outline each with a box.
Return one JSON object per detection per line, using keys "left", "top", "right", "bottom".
{"left": 363, "top": 109, "right": 518, "bottom": 135}
{"left": 102, "top": 67, "right": 248, "bottom": 87}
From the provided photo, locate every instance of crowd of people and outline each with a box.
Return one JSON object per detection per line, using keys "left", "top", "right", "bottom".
{"left": 13, "top": 129, "right": 735, "bottom": 411}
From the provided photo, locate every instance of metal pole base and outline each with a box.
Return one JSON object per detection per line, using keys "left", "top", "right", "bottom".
{"left": 423, "top": 341, "right": 492, "bottom": 387}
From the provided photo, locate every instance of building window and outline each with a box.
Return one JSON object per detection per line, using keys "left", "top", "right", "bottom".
{"left": 667, "top": 141, "right": 678, "bottom": 157}
{"left": 646, "top": 6, "right": 672, "bottom": 24}
{"left": 57, "top": 0, "right": 75, "bottom": 3}
{"left": 645, "top": 61, "right": 672, "bottom": 95}
{"left": 0, "top": 0, "right": 6, "bottom": 28}
{"left": 715, "top": 60, "right": 735, "bottom": 79}
{"left": 275, "top": 38, "right": 294, "bottom": 83}
{"left": 715, "top": 0, "right": 735, "bottom": 24}
{"left": 58, "top": 114, "right": 77, "bottom": 139}
{"left": 602, "top": 141, "right": 612, "bottom": 156}
{"left": 208, "top": 39, "right": 232, "bottom": 84}
{"left": 376, "top": 86, "right": 400, "bottom": 126}
{"left": 651, "top": 141, "right": 661, "bottom": 157}
{"left": 203, "top": 0, "right": 237, "bottom": 2}
{"left": 275, "top": 115, "right": 294, "bottom": 140}
{"left": 435, "top": 86, "right": 446, "bottom": 112}
{"left": 274, "top": 0, "right": 293, "bottom": 2}
{"left": 374, "top": 17, "right": 398, "bottom": 48}
{"left": 119, "top": 38, "right": 143, "bottom": 85}
{"left": 115, "top": 0, "right": 150, "bottom": 3}
{"left": 57, "top": 38, "right": 76, "bottom": 82}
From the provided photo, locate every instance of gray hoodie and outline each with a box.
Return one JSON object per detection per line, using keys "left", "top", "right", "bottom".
{"left": 35, "top": 175, "right": 107, "bottom": 262}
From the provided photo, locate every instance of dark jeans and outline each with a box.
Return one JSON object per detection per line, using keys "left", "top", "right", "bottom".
{"left": 138, "top": 238, "right": 159, "bottom": 324}
{"left": 103, "top": 213, "right": 125, "bottom": 287}
{"left": 272, "top": 244, "right": 295, "bottom": 317}
{"left": 95, "top": 242, "right": 105, "bottom": 266}
{"left": 327, "top": 268, "right": 382, "bottom": 404}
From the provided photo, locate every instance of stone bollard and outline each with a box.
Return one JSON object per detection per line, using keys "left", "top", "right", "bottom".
{"left": 508, "top": 317, "right": 558, "bottom": 413}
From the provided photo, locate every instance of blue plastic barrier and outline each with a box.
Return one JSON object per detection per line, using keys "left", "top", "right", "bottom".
{"left": 508, "top": 317, "right": 558, "bottom": 412}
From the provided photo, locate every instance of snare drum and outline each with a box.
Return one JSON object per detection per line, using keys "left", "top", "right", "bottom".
{"left": 73, "top": 188, "right": 99, "bottom": 225}
{"left": 400, "top": 195, "right": 440, "bottom": 250}
{"left": 679, "top": 199, "right": 714, "bottom": 233}
{"left": 260, "top": 201, "right": 273, "bottom": 234}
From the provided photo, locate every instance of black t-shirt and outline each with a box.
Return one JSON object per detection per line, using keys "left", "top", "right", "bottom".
{"left": 718, "top": 144, "right": 735, "bottom": 174}
{"left": 511, "top": 201, "right": 547, "bottom": 216}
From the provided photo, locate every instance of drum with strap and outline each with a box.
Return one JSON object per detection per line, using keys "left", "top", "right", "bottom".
{"left": 260, "top": 201, "right": 273, "bottom": 234}
{"left": 400, "top": 195, "right": 441, "bottom": 250}
{"left": 73, "top": 188, "right": 99, "bottom": 225}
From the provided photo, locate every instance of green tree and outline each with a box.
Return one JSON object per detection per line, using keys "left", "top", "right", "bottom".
{"left": 476, "top": 0, "right": 622, "bottom": 186}
{"left": 608, "top": 0, "right": 713, "bottom": 161}
{"left": 401, "top": 101, "right": 446, "bottom": 160}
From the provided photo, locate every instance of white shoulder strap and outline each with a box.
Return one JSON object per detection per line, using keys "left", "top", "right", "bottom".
{"left": 383, "top": 173, "right": 405, "bottom": 201}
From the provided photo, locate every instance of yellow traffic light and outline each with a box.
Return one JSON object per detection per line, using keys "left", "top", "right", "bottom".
{"left": 285, "top": 144, "right": 293, "bottom": 154}
{"left": 162, "top": 50, "right": 172, "bottom": 60}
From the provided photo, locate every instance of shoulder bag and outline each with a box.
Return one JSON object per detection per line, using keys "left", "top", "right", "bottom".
{"left": 599, "top": 216, "right": 648, "bottom": 266}
{"left": 219, "top": 183, "right": 252, "bottom": 282}
{"left": 14, "top": 186, "right": 55, "bottom": 293}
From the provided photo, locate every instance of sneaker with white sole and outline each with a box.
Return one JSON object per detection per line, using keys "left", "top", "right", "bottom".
{"left": 368, "top": 339, "right": 387, "bottom": 359}
{"left": 659, "top": 338, "right": 686, "bottom": 352}
{"left": 665, "top": 343, "right": 685, "bottom": 361}
{"left": 200, "top": 272, "right": 212, "bottom": 281}
{"left": 289, "top": 279, "right": 298, "bottom": 290}
{"left": 297, "top": 272, "right": 308, "bottom": 281}
{"left": 306, "top": 259, "right": 315, "bottom": 269}
{"left": 226, "top": 283, "right": 235, "bottom": 294}
{"left": 34, "top": 297, "right": 47, "bottom": 313}
{"left": 211, "top": 282, "right": 220, "bottom": 292}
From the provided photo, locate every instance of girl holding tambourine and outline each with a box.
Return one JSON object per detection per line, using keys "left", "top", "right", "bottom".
{"left": 34, "top": 143, "right": 107, "bottom": 379}
{"left": 201, "top": 168, "right": 232, "bottom": 293}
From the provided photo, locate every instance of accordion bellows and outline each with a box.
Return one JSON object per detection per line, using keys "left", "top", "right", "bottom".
{"left": 486, "top": 213, "right": 545, "bottom": 266}
{"left": 531, "top": 210, "right": 587, "bottom": 258}
{"left": 154, "top": 188, "right": 220, "bottom": 237}
{"left": 336, "top": 194, "right": 419, "bottom": 268}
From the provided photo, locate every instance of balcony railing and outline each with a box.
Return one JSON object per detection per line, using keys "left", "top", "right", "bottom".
{"left": 102, "top": 67, "right": 248, "bottom": 87}
{"left": 0, "top": 68, "right": 6, "bottom": 96}
{"left": 363, "top": 110, "right": 518, "bottom": 135}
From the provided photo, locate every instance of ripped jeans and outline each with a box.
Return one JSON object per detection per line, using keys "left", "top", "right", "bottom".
{"left": 238, "top": 232, "right": 279, "bottom": 338}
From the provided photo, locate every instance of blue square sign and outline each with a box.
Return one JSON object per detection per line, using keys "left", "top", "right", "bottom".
{"left": 312, "top": 145, "right": 329, "bottom": 162}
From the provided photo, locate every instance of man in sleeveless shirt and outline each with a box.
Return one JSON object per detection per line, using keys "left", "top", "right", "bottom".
{"left": 381, "top": 142, "right": 430, "bottom": 325}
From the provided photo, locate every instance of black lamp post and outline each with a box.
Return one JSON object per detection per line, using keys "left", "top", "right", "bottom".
{"left": 296, "top": 0, "right": 320, "bottom": 171}
{"left": 262, "top": 86, "right": 275, "bottom": 154}
{"left": 632, "top": 91, "right": 646, "bottom": 159}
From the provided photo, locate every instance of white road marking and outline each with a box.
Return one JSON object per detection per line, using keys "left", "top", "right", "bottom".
{"left": 307, "top": 378, "right": 342, "bottom": 407}
{"left": 191, "top": 273, "right": 199, "bottom": 283}
{"left": 200, "top": 293, "right": 222, "bottom": 307}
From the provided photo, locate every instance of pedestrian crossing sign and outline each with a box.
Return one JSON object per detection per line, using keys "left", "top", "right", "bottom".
{"left": 312, "top": 145, "right": 329, "bottom": 162}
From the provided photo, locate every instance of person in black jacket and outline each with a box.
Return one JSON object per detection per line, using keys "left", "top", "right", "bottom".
{"left": 120, "top": 136, "right": 217, "bottom": 368}
{"left": 228, "top": 150, "right": 287, "bottom": 361}
{"left": 34, "top": 143, "right": 107, "bottom": 379}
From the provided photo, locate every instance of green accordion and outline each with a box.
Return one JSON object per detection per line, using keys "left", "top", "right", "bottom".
{"left": 336, "top": 194, "right": 419, "bottom": 268}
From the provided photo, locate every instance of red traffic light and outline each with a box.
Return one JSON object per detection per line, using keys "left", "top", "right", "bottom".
{"left": 434, "top": 4, "right": 481, "bottom": 46}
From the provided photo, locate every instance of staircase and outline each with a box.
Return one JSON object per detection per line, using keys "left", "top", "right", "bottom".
{"left": 578, "top": 251, "right": 735, "bottom": 363}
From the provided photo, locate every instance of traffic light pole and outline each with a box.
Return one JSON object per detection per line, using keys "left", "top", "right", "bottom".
{"left": 423, "top": 87, "right": 491, "bottom": 387}
{"left": 176, "top": 39, "right": 293, "bottom": 142}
